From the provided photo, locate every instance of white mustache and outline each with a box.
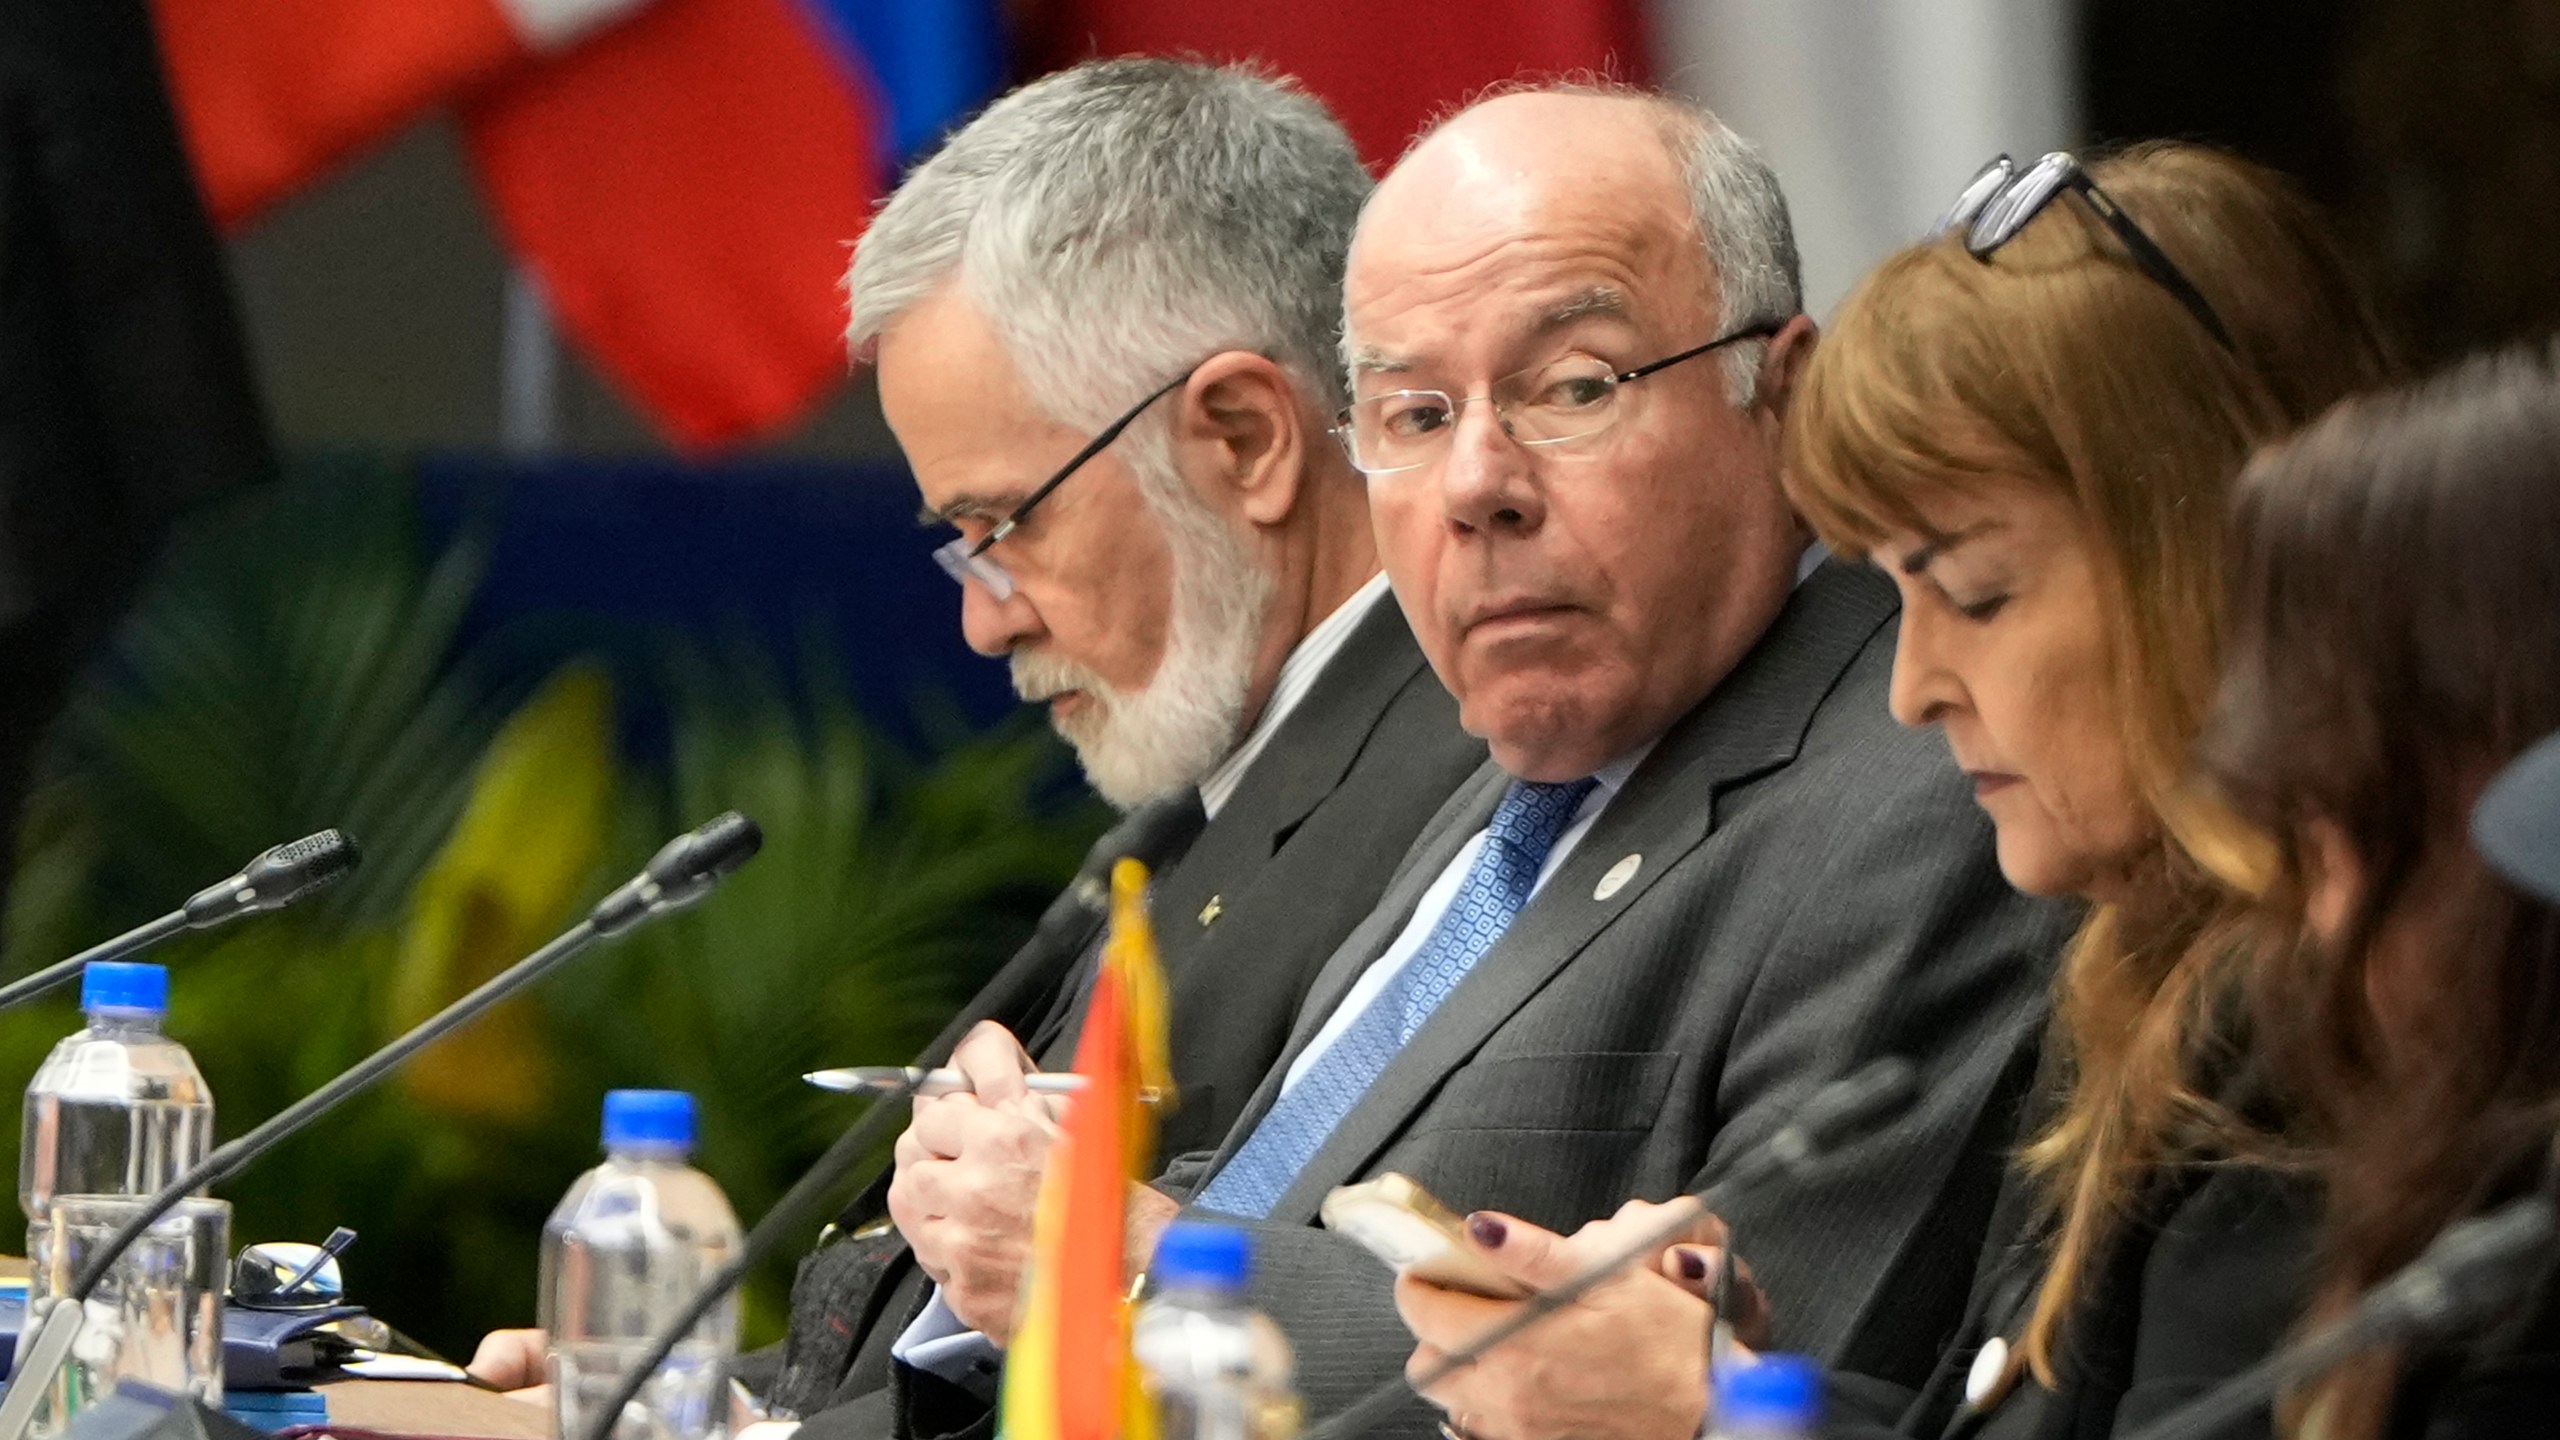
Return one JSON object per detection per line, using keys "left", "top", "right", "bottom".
{"left": 1011, "top": 650, "right": 1112, "bottom": 707}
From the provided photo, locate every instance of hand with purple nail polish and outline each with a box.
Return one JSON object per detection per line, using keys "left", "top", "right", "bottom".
{"left": 1391, "top": 1197, "right": 1762, "bottom": 1440}
{"left": 1659, "top": 1239, "right": 1772, "bottom": 1350}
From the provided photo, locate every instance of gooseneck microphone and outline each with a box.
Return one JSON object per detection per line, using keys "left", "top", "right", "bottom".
{"left": 0, "top": 830, "right": 361, "bottom": 1012}
{"left": 590, "top": 810, "right": 763, "bottom": 936}
{"left": 0, "top": 814, "right": 762, "bottom": 1440}
{"left": 180, "top": 830, "right": 364, "bottom": 927}
{"left": 2118, "top": 1194, "right": 2559, "bottom": 1440}
{"left": 573, "top": 795, "right": 1210, "bottom": 1440}
{"left": 1303, "top": 1057, "right": 1923, "bottom": 1440}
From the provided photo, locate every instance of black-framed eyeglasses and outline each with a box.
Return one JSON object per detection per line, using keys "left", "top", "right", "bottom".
{"left": 931, "top": 364, "right": 1199, "bottom": 599}
{"left": 1935, "top": 151, "right": 2237, "bottom": 352}
{"left": 1335, "top": 318, "right": 1789, "bottom": 477}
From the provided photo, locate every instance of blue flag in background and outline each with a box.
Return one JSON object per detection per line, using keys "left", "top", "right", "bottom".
{"left": 801, "top": 0, "right": 1009, "bottom": 171}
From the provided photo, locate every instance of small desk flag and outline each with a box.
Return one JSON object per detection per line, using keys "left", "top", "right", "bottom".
{"left": 1000, "top": 859, "right": 1174, "bottom": 1440}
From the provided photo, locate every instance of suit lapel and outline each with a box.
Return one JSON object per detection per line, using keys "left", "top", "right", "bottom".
{"left": 1020, "top": 788, "right": 1208, "bottom": 1054}
{"left": 1257, "top": 752, "right": 1726, "bottom": 1221}
{"left": 1150, "top": 592, "right": 1432, "bottom": 950}
{"left": 1259, "top": 562, "right": 1901, "bottom": 1220}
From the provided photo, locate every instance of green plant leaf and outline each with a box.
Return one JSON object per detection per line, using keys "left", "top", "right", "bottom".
{"left": 0, "top": 461, "right": 1106, "bottom": 1355}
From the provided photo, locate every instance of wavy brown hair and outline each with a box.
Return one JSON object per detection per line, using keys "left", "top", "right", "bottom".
{"left": 1783, "top": 142, "right": 2397, "bottom": 1384}
{"left": 2197, "top": 340, "right": 2560, "bottom": 1440}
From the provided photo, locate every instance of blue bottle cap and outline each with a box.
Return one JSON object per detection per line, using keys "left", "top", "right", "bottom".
{"left": 1152, "top": 1220, "right": 1252, "bottom": 1291}
{"left": 82, "top": 962, "right": 169, "bottom": 1016}
{"left": 1715, "top": 1353, "right": 1823, "bottom": 1430}
{"left": 602, "top": 1090, "right": 696, "bottom": 1152}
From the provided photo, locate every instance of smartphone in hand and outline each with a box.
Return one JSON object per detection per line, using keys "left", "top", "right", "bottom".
{"left": 1320, "top": 1173, "right": 1533, "bottom": 1300}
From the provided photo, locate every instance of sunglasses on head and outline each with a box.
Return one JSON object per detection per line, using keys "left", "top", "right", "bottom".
{"left": 1934, "top": 151, "right": 2237, "bottom": 352}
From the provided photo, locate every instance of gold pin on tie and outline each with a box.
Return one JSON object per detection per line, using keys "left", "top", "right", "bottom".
{"left": 1198, "top": 895, "right": 1224, "bottom": 927}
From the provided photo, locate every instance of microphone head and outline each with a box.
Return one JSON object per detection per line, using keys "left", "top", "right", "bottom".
{"left": 592, "top": 813, "right": 764, "bottom": 935}
{"left": 1798, "top": 1057, "right": 1920, "bottom": 1151}
{"left": 1758, "top": 1057, "right": 1920, "bottom": 1177}
{"left": 246, "top": 830, "right": 363, "bottom": 906}
{"left": 184, "top": 829, "right": 362, "bottom": 927}
{"left": 647, "top": 811, "right": 763, "bottom": 887}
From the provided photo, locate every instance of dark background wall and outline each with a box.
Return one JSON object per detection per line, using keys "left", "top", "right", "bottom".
{"left": 2087, "top": 0, "right": 2560, "bottom": 365}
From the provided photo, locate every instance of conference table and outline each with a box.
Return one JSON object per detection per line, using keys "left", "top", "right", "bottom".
{"left": 2, "top": 1256, "right": 543, "bottom": 1440}
{"left": 306, "top": 1380, "right": 547, "bottom": 1440}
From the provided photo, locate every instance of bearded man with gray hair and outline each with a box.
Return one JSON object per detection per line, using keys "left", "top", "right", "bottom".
{"left": 745, "top": 55, "right": 1480, "bottom": 1440}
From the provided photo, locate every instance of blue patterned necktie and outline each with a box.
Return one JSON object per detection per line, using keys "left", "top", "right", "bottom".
{"left": 1195, "top": 776, "right": 1600, "bottom": 1219}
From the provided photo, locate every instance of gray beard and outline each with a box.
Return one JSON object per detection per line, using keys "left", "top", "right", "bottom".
{"left": 1011, "top": 507, "right": 1274, "bottom": 810}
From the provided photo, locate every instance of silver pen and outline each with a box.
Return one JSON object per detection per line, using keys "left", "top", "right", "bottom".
{"left": 804, "top": 1065, "right": 1088, "bottom": 1099}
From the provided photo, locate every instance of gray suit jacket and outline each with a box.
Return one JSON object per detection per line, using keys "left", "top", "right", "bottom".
{"left": 776, "top": 592, "right": 1488, "bottom": 1428}
{"left": 1146, "top": 560, "right": 2074, "bottom": 1436}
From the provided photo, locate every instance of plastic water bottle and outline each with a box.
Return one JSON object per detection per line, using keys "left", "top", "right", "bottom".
{"left": 1707, "top": 1354, "right": 1823, "bottom": 1439}
{"left": 18, "top": 961, "right": 221, "bottom": 1427}
{"left": 20, "top": 962, "right": 216, "bottom": 1231}
{"left": 543, "top": 1091, "right": 743, "bottom": 1440}
{"left": 1134, "top": 1221, "right": 1301, "bottom": 1440}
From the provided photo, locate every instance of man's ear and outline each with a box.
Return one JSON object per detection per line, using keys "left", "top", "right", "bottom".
{"left": 1171, "top": 351, "right": 1306, "bottom": 528}
{"left": 1748, "top": 314, "right": 1820, "bottom": 436}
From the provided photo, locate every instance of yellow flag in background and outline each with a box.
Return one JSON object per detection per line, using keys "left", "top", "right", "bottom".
{"left": 390, "top": 664, "right": 615, "bottom": 1120}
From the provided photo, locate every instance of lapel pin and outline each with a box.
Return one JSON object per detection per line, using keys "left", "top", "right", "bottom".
{"left": 1198, "top": 895, "right": 1224, "bottom": 927}
{"left": 1594, "top": 853, "right": 1642, "bottom": 901}
{"left": 1963, "top": 1335, "right": 2014, "bottom": 1411}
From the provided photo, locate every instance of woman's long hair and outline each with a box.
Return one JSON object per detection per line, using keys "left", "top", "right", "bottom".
{"left": 1783, "top": 142, "right": 2396, "bottom": 1383}
{"left": 2197, "top": 340, "right": 2560, "bottom": 1440}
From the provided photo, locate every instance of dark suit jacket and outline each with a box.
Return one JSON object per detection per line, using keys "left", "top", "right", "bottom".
{"left": 770, "top": 592, "right": 1486, "bottom": 1423}
{"left": 1824, "top": 1160, "right": 2318, "bottom": 1440}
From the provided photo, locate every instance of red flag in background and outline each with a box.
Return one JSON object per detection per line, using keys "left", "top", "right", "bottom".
{"left": 150, "top": 0, "right": 924, "bottom": 450}
{"left": 1028, "top": 0, "right": 1650, "bottom": 167}
{"left": 460, "top": 0, "right": 880, "bottom": 450}
{"left": 150, "top": 0, "right": 650, "bottom": 228}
